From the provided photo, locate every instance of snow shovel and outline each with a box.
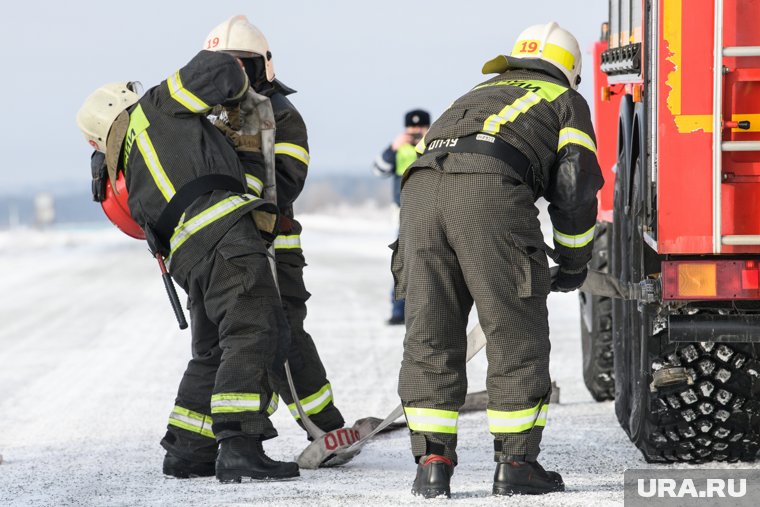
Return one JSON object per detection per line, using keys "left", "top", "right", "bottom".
{"left": 296, "top": 322, "right": 488, "bottom": 468}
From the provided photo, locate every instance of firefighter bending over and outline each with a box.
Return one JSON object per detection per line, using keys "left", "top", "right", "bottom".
{"left": 77, "top": 50, "right": 298, "bottom": 482}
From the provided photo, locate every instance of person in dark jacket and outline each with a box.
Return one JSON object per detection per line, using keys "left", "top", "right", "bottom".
{"left": 77, "top": 49, "right": 299, "bottom": 482}
{"left": 202, "top": 15, "right": 352, "bottom": 468}
{"left": 372, "top": 110, "right": 430, "bottom": 325}
{"left": 393, "top": 22, "right": 604, "bottom": 498}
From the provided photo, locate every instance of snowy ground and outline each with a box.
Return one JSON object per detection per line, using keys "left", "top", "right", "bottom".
{"left": 0, "top": 206, "right": 756, "bottom": 506}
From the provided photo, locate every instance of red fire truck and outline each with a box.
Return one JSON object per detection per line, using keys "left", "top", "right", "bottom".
{"left": 580, "top": 0, "right": 760, "bottom": 462}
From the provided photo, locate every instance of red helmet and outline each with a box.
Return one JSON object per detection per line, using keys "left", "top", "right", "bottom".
{"left": 102, "top": 171, "right": 145, "bottom": 240}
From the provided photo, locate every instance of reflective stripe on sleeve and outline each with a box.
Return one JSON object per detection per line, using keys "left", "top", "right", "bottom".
{"left": 267, "top": 393, "right": 279, "bottom": 416}
{"left": 210, "top": 393, "right": 261, "bottom": 414}
{"left": 245, "top": 174, "right": 264, "bottom": 196}
{"left": 403, "top": 407, "right": 458, "bottom": 434}
{"left": 373, "top": 155, "right": 393, "bottom": 172}
{"left": 168, "top": 194, "right": 260, "bottom": 257}
{"left": 487, "top": 402, "right": 548, "bottom": 433}
{"left": 553, "top": 225, "right": 595, "bottom": 248}
{"left": 558, "top": 127, "right": 597, "bottom": 154}
{"left": 136, "top": 131, "right": 176, "bottom": 202}
{"left": 168, "top": 405, "right": 215, "bottom": 439}
{"left": 274, "top": 234, "right": 301, "bottom": 250}
{"left": 482, "top": 92, "right": 542, "bottom": 135}
{"left": 288, "top": 383, "right": 333, "bottom": 420}
{"left": 167, "top": 70, "right": 211, "bottom": 113}
{"left": 274, "top": 143, "right": 310, "bottom": 166}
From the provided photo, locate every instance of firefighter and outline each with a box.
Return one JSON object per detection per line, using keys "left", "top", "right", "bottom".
{"left": 372, "top": 110, "right": 431, "bottom": 325}
{"left": 394, "top": 22, "right": 604, "bottom": 498}
{"left": 76, "top": 51, "right": 299, "bottom": 482}
{"left": 201, "top": 16, "right": 349, "bottom": 465}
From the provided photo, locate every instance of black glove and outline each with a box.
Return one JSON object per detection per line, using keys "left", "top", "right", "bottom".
{"left": 550, "top": 265, "right": 588, "bottom": 292}
{"left": 90, "top": 151, "right": 108, "bottom": 202}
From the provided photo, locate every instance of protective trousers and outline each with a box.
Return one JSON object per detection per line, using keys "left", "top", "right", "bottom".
{"left": 270, "top": 219, "right": 345, "bottom": 435}
{"left": 395, "top": 165, "right": 552, "bottom": 465}
{"left": 161, "top": 215, "right": 289, "bottom": 462}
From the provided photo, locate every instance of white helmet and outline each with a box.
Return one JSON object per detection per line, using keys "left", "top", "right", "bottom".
{"left": 485, "top": 22, "right": 582, "bottom": 89}
{"left": 76, "top": 82, "right": 140, "bottom": 177}
{"left": 205, "top": 15, "right": 275, "bottom": 82}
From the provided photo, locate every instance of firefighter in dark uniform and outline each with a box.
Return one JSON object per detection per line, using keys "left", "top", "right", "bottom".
{"left": 394, "top": 22, "right": 604, "bottom": 498}
{"left": 203, "top": 16, "right": 347, "bottom": 457}
{"left": 77, "top": 50, "right": 300, "bottom": 482}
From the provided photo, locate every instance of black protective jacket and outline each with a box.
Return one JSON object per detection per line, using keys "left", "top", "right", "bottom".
{"left": 413, "top": 59, "right": 604, "bottom": 268}
{"left": 121, "top": 50, "right": 274, "bottom": 274}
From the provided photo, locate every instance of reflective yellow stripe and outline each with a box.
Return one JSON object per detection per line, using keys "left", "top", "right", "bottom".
{"left": 210, "top": 393, "right": 261, "bottom": 414}
{"left": 274, "top": 234, "right": 301, "bottom": 250}
{"left": 487, "top": 402, "right": 548, "bottom": 433}
{"left": 482, "top": 92, "right": 542, "bottom": 135}
{"left": 168, "top": 405, "right": 215, "bottom": 439}
{"left": 245, "top": 174, "right": 263, "bottom": 196}
{"left": 167, "top": 70, "right": 210, "bottom": 113}
{"left": 473, "top": 79, "right": 568, "bottom": 102}
{"left": 404, "top": 407, "right": 458, "bottom": 434}
{"left": 553, "top": 225, "right": 595, "bottom": 248}
{"left": 274, "top": 143, "right": 310, "bottom": 166}
{"left": 136, "top": 130, "right": 175, "bottom": 202}
{"left": 415, "top": 137, "right": 427, "bottom": 155}
{"left": 541, "top": 43, "right": 576, "bottom": 72}
{"left": 267, "top": 393, "right": 279, "bottom": 416}
{"left": 124, "top": 104, "right": 150, "bottom": 170}
{"left": 288, "top": 383, "right": 333, "bottom": 419}
{"left": 169, "top": 195, "right": 258, "bottom": 257}
{"left": 558, "top": 127, "right": 597, "bottom": 154}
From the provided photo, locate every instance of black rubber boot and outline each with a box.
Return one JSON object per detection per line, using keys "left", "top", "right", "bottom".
{"left": 493, "top": 456, "right": 565, "bottom": 495}
{"left": 162, "top": 452, "right": 215, "bottom": 478}
{"left": 411, "top": 454, "right": 454, "bottom": 499}
{"left": 216, "top": 436, "right": 300, "bottom": 482}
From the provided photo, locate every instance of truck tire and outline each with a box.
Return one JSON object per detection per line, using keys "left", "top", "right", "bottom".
{"left": 579, "top": 222, "right": 615, "bottom": 401}
{"left": 643, "top": 330, "right": 760, "bottom": 462}
{"left": 614, "top": 154, "right": 760, "bottom": 463}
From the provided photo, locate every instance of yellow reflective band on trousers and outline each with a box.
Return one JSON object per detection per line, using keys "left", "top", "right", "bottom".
{"left": 168, "top": 405, "right": 215, "bottom": 439}
{"left": 245, "top": 173, "right": 263, "bottom": 196}
{"left": 168, "top": 194, "right": 260, "bottom": 258}
{"left": 267, "top": 393, "right": 279, "bottom": 416}
{"left": 553, "top": 225, "right": 595, "bottom": 248}
{"left": 487, "top": 402, "right": 549, "bottom": 434}
{"left": 403, "top": 407, "right": 459, "bottom": 434}
{"left": 558, "top": 128, "right": 597, "bottom": 154}
{"left": 210, "top": 393, "right": 261, "bottom": 414}
{"left": 167, "top": 70, "right": 211, "bottom": 113}
{"left": 274, "top": 143, "right": 310, "bottom": 166}
{"left": 288, "top": 383, "right": 333, "bottom": 420}
{"left": 274, "top": 234, "right": 301, "bottom": 250}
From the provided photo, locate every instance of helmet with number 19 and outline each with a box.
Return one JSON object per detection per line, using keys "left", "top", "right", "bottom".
{"left": 507, "top": 22, "right": 582, "bottom": 90}
{"left": 204, "top": 15, "right": 275, "bottom": 82}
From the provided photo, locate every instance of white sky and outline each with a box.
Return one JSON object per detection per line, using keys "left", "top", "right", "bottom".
{"left": 0, "top": 0, "right": 607, "bottom": 192}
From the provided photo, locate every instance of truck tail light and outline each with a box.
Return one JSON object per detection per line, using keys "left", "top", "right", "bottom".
{"left": 662, "top": 260, "right": 760, "bottom": 300}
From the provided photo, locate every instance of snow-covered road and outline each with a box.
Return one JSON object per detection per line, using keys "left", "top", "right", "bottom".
{"left": 0, "top": 209, "right": 750, "bottom": 506}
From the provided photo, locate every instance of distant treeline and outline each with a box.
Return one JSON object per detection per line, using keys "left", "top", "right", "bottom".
{"left": 0, "top": 173, "right": 393, "bottom": 227}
